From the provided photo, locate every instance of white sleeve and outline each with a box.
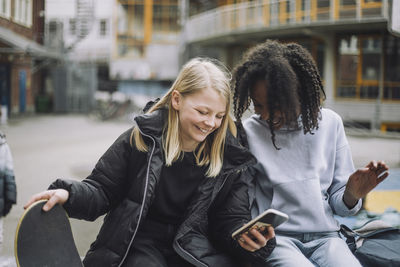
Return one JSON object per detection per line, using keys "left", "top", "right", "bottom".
{"left": 328, "top": 116, "right": 362, "bottom": 216}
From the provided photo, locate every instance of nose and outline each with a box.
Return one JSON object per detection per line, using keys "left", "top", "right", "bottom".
{"left": 204, "top": 116, "right": 215, "bottom": 128}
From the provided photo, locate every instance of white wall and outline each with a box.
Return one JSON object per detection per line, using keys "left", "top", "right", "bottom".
{"left": 110, "top": 44, "right": 179, "bottom": 80}
{"left": 46, "top": 0, "right": 75, "bottom": 17}
{"left": 45, "top": 0, "right": 112, "bottom": 62}
{"left": 332, "top": 101, "right": 400, "bottom": 125}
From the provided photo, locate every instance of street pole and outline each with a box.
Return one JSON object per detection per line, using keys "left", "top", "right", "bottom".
{"left": 374, "top": 31, "right": 385, "bottom": 133}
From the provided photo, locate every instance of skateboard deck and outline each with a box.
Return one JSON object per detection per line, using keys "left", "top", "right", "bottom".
{"left": 15, "top": 200, "right": 83, "bottom": 267}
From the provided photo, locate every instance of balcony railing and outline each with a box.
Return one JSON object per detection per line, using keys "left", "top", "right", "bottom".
{"left": 185, "top": 0, "right": 389, "bottom": 43}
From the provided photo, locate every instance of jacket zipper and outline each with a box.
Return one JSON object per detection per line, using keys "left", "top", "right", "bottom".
{"left": 174, "top": 174, "right": 231, "bottom": 267}
{"left": 117, "top": 129, "right": 155, "bottom": 267}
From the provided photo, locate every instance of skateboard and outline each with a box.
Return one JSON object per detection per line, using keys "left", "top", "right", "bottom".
{"left": 15, "top": 200, "right": 83, "bottom": 267}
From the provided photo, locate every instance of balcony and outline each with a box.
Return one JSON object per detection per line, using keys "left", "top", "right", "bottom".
{"left": 184, "top": 0, "right": 390, "bottom": 44}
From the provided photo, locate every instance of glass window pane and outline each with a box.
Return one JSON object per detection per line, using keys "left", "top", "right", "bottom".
{"left": 384, "top": 87, "right": 400, "bottom": 99}
{"left": 338, "top": 36, "right": 358, "bottom": 81}
{"left": 361, "top": 37, "right": 381, "bottom": 80}
{"left": 385, "top": 35, "right": 400, "bottom": 82}
{"left": 69, "top": 19, "right": 76, "bottom": 35}
{"left": 100, "top": 19, "right": 107, "bottom": 36}
{"left": 337, "top": 86, "right": 356, "bottom": 98}
{"left": 337, "top": 36, "right": 358, "bottom": 98}
{"left": 360, "top": 86, "right": 379, "bottom": 99}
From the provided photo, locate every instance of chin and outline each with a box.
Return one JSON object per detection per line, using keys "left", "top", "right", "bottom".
{"left": 193, "top": 134, "right": 208, "bottom": 144}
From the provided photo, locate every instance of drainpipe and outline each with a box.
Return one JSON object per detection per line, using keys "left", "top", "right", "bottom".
{"left": 374, "top": 32, "right": 385, "bottom": 132}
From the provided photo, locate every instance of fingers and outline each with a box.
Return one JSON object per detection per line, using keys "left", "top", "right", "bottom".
{"left": 377, "top": 161, "right": 389, "bottom": 171}
{"left": 238, "top": 233, "right": 259, "bottom": 251}
{"left": 370, "top": 161, "right": 389, "bottom": 181}
{"left": 24, "top": 190, "right": 56, "bottom": 209}
{"left": 237, "top": 226, "right": 275, "bottom": 252}
{"left": 24, "top": 189, "right": 69, "bottom": 211}
{"left": 377, "top": 161, "right": 389, "bottom": 176}
{"left": 44, "top": 189, "right": 69, "bottom": 211}
{"left": 367, "top": 160, "right": 388, "bottom": 173}
{"left": 249, "top": 228, "right": 267, "bottom": 247}
{"left": 264, "top": 226, "right": 275, "bottom": 240}
{"left": 43, "top": 194, "right": 59, "bottom": 211}
{"left": 377, "top": 170, "right": 389, "bottom": 183}
{"left": 238, "top": 237, "right": 255, "bottom": 251}
{"left": 366, "top": 160, "right": 378, "bottom": 169}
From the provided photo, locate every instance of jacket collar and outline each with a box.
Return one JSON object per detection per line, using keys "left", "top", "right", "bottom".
{"left": 221, "top": 130, "right": 255, "bottom": 173}
{"left": 134, "top": 102, "right": 255, "bottom": 173}
{"left": 134, "top": 108, "right": 166, "bottom": 139}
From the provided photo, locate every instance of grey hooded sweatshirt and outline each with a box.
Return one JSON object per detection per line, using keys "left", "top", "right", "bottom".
{"left": 244, "top": 108, "right": 361, "bottom": 233}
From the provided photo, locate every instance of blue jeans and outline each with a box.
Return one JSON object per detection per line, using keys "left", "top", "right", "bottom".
{"left": 255, "top": 231, "right": 361, "bottom": 267}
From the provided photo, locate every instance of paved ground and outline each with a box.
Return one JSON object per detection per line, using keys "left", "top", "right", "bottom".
{"left": 0, "top": 114, "right": 133, "bottom": 266}
{"left": 0, "top": 113, "right": 399, "bottom": 266}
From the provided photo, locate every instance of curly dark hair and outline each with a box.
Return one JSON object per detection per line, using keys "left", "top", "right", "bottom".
{"left": 232, "top": 39, "right": 326, "bottom": 149}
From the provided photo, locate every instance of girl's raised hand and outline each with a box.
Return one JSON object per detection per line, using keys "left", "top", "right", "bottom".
{"left": 344, "top": 160, "right": 389, "bottom": 208}
{"left": 24, "top": 189, "right": 69, "bottom": 211}
{"left": 237, "top": 226, "right": 275, "bottom": 252}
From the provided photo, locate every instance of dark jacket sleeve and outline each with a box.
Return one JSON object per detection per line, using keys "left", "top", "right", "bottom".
{"left": 1, "top": 135, "right": 17, "bottom": 216}
{"left": 209, "top": 169, "right": 276, "bottom": 264}
{"left": 49, "top": 128, "right": 135, "bottom": 221}
{"left": 3, "top": 171, "right": 17, "bottom": 216}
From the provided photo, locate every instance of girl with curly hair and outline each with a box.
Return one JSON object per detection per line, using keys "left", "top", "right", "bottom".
{"left": 232, "top": 39, "right": 389, "bottom": 266}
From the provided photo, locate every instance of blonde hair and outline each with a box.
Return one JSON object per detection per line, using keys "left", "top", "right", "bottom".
{"left": 132, "top": 57, "right": 236, "bottom": 177}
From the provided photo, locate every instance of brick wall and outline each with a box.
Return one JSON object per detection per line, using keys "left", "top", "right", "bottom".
{"left": 10, "top": 56, "right": 32, "bottom": 113}
{"left": 0, "top": 0, "right": 45, "bottom": 43}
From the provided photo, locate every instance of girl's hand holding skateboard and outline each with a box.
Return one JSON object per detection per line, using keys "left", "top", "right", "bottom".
{"left": 24, "top": 189, "right": 69, "bottom": 211}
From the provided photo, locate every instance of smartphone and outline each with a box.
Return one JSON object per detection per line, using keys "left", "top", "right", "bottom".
{"left": 232, "top": 209, "right": 289, "bottom": 240}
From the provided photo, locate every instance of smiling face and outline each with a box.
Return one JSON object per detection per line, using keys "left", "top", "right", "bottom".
{"left": 171, "top": 87, "right": 227, "bottom": 152}
{"left": 251, "top": 80, "right": 284, "bottom": 128}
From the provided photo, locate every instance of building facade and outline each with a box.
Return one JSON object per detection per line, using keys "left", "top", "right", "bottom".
{"left": 111, "top": 0, "right": 181, "bottom": 97}
{"left": 44, "top": 0, "right": 114, "bottom": 113}
{"left": 0, "top": 0, "right": 53, "bottom": 116}
{"left": 182, "top": 0, "right": 400, "bottom": 132}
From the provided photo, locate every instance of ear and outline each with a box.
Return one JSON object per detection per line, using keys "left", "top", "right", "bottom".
{"left": 171, "top": 90, "right": 181, "bottom": 111}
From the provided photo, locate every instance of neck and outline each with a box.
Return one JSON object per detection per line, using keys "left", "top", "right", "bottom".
{"left": 181, "top": 142, "right": 198, "bottom": 152}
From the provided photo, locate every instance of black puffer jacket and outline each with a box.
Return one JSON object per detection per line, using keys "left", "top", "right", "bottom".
{"left": 50, "top": 109, "right": 275, "bottom": 266}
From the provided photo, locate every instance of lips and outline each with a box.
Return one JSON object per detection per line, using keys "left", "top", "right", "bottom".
{"left": 197, "top": 125, "right": 211, "bottom": 134}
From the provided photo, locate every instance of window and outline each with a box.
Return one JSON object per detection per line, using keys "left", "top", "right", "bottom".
{"left": 336, "top": 34, "right": 399, "bottom": 101}
{"left": 99, "top": 19, "right": 108, "bottom": 36}
{"left": 116, "top": 2, "right": 145, "bottom": 58}
{"left": 0, "top": 0, "right": 10, "bottom": 18}
{"left": 152, "top": 0, "right": 179, "bottom": 41}
{"left": 384, "top": 35, "right": 400, "bottom": 100}
{"left": 361, "top": 38, "right": 381, "bottom": 81}
{"left": 49, "top": 20, "right": 58, "bottom": 34}
{"left": 116, "top": 0, "right": 179, "bottom": 58}
{"left": 337, "top": 35, "right": 360, "bottom": 98}
{"left": 13, "top": 0, "right": 32, "bottom": 27}
{"left": 360, "top": 37, "right": 381, "bottom": 99}
{"left": 69, "top": 19, "right": 76, "bottom": 35}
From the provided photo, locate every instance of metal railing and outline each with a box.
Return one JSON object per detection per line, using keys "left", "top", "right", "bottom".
{"left": 184, "top": 0, "right": 389, "bottom": 43}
